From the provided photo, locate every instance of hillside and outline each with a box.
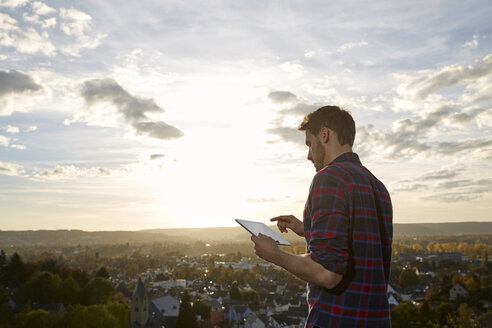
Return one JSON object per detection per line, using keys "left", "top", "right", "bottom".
{"left": 0, "top": 222, "right": 490, "bottom": 247}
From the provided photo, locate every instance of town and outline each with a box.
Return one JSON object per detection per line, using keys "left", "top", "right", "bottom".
{"left": 0, "top": 232, "right": 491, "bottom": 327}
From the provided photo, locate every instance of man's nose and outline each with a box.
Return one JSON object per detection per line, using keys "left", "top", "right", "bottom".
{"left": 307, "top": 151, "right": 312, "bottom": 162}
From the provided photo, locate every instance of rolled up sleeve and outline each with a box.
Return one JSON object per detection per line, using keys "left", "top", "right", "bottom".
{"left": 308, "top": 173, "right": 349, "bottom": 275}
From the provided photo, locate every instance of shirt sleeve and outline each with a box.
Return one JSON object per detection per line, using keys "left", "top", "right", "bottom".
{"left": 308, "top": 171, "right": 350, "bottom": 276}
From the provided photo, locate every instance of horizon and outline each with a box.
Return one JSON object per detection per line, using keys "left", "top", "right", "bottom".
{"left": 1, "top": 1, "right": 491, "bottom": 230}
{"left": 1, "top": 220, "right": 492, "bottom": 233}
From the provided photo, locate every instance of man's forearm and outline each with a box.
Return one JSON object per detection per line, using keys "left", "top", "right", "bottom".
{"left": 272, "top": 249, "right": 342, "bottom": 290}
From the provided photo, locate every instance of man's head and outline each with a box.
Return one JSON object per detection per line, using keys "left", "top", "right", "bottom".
{"left": 298, "top": 106, "right": 356, "bottom": 171}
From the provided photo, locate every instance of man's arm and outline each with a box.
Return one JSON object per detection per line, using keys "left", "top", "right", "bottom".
{"left": 251, "top": 234, "right": 342, "bottom": 290}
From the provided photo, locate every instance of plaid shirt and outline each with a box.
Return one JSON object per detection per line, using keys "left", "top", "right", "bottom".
{"left": 303, "top": 152, "right": 392, "bottom": 328}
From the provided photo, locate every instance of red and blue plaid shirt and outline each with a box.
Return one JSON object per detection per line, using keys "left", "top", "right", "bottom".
{"left": 303, "top": 152, "right": 392, "bottom": 328}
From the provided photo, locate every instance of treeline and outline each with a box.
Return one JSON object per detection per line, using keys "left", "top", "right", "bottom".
{"left": 0, "top": 250, "right": 129, "bottom": 328}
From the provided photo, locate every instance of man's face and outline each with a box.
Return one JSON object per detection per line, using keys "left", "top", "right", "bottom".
{"left": 305, "top": 130, "right": 326, "bottom": 172}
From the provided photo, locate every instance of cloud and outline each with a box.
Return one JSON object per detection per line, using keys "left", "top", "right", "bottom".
{"left": 399, "top": 53, "right": 492, "bottom": 100}
{"left": 149, "top": 154, "right": 165, "bottom": 160}
{"left": 0, "top": 134, "right": 9, "bottom": 146}
{"left": 463, "top": 39, "right": 478, "bottom": 49}
{"left": 0, "top": 13, "right": 56, "bottom": 56}
{"left": 421, "top": 169, "right": 458, "bottom": 181}
{"left": 267, "top": 91, "right": 298, "bottom": 104}
{"left": 23, "top": 13, "right": 57, "bottom": 29}
{"left": 6, "top": 125, "right": 19, "bottom": 133}
{"left": 32, "top": 1, "right": 56, "bottom": 15}
{"left": 26, "top": 125, "right": 37, "bottom": 132}
{"left": 266, "top": 126, "right": 304, "bottom": 146}
{"left": 0, "top": 160, "right": 24, "bottom": 176}
{"left": 10, "top": 144, "right": 25, "bottom": 149}
{"left": 280, "top": 61, "right": 305, "bottom": 79}
{"left": 79, "top": 78, "right": 183, "bottom": 141}
{"left": 81, "top": 78, "right": 163, "bottom": 121}
{"left": 59, "top": 8, "right": 106, "bottom": 56}
{"left": 34, "top": 165, "right": 114, "bottom": 180}
{"left": 355, "top": 105, "right": 492, "bottom": 160}
{"left": 132, "top": 122, "right": 183, "bottom": 140}
{"left": 304, "top": 50, "right": 316, "bottom": 58}
{"left": 338, "top": 41, "right": 369, "bottom": 52}
{"left": 0, "top": 70, "right": 42, "bottom": 114}
{"left": 391, "top": 166, "right": 491, "bottom": 203}
{"left": 247, "top": 197, "right": 281, "bottom": 203}
{"left": 0, "top": 0, "right": 28, "bottom": 8}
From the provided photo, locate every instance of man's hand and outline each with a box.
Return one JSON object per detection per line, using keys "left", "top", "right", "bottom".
{"left": 251, "top": 233, "right": 280, "bottom": 264}
{"left": 271, "top": 215, "right": 304, "bottom": 236}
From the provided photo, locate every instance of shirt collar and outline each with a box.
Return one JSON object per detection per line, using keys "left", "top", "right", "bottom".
{"left": 330, "top": 152, "right": 360, "bottom": 165}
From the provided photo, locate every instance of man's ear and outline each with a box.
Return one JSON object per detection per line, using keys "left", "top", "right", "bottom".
{"left": 320, "top": 127, "right": 330, "bottom": 143}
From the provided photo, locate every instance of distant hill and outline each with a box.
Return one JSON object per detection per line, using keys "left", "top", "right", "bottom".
{"left": 0, "top": 222, "right": 490, "bottom": 247}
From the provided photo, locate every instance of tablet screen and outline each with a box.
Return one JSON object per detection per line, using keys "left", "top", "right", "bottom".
{"left": 236, "top": 219, "right": 291, "bottom": 246}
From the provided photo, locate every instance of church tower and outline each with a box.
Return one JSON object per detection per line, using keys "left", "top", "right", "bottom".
{"left": 131, "top": 278, "right": 149, "bottom": 327}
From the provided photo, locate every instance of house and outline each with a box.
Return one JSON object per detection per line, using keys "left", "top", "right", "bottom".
{"left": 131, "top": 277, "right": 182, "bottom": 328}
{"left": 388, "top": 294, "right": 399, "bottom": 308}
{"left": 245, "top": 312, "right": 266, "bottom": 328}
{"left": 449, "top": 282, "right": 469, "bottom": 301}
{"left": 224, "top": 304, "right": 251, "bottom": 322}
{"left": 148, "top": 295, "right": 179, "bottom": 328}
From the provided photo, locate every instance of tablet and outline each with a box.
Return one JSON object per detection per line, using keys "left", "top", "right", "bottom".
{"left": 235, "top": 219, "right": 291, "bottom": 246}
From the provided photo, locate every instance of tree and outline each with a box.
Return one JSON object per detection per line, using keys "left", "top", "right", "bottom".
{"left": 391, "top": 302, "right": 416, "bottom": 328}
{"left": 95, "top": 267, "right": 109, "bottom": 279}
{"left": 4, "top": 252, "right": 27, "bottom": 283}
{"left": 398, "top": 268, "right": 419, "bottom": 289}
{"left": 72, "top": 269, "right": 90, "bottom": 288}
{"left": 435, "top": 302, "right": 455, "bottom": 327}
{"left": 0, "top": 250, "right": 6, "bottom": 282}
{"left": 61, "top": 304, "right": 120, "bottom": 328}
{"left": 21, "top": 309, "right": 59, "bottom": 328}
{"left": 0, "top": 286, "right": 12, "bottom": 328}
{"left": 230, "top": 281, "right": 241, "bottom": 300}
{"left": 240, "top": 289, "right": 259, "bottom": 304}
{"left": 83, "top": 277, "right": 115, "bottom": 305}
{"left": 175, "top": 291, "right": 197, "bottom": 328}
{"left": 193, "top": 300, "right": 211, "bottom": 320}
{"left": 59, "top": 277, "right": 81, "bottom": 305}
{"left": 456, "top": 303, "right": 477, "bottom": 328}
{"left": 22, "top": 271, "right": 61, "bottom": 304}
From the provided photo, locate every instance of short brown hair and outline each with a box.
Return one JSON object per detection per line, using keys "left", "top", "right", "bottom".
{"left": 298, "top": 105, "right": 356, "bottom": 146}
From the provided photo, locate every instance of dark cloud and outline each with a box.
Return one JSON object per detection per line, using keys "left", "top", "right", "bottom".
{"left": 267, "top": 91, "right": 298, "bottom": 104}
{"left": 132, "top": 122, "right": 183, "bottom": 140}
{"left": 81, "top": 78, "right": 163, "bottom": 121}
{"left": 405, "top": 53, "right": 492, "bottom": 100}
{"left": 266, "top": 126, "right": 304, "bottom": 146}
{"left": 149, "top": 154, "right": 165, "bottom": 160}
{"left": 0, "top": 70, "right": 41, "bottom": 97}
{"left": 265, "top": 91, "right": 319, "bottom": 146}
{"left": 80, "top": 78, "right": 184, "bottom": 141}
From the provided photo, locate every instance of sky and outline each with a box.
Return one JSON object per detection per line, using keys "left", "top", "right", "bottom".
{"left": 0, "top": 0, "right": 491, "bottom": 231}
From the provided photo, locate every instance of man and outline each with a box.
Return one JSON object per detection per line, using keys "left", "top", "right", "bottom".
{"left": 252, "top": 106, "right": 392, "bottom": 327}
